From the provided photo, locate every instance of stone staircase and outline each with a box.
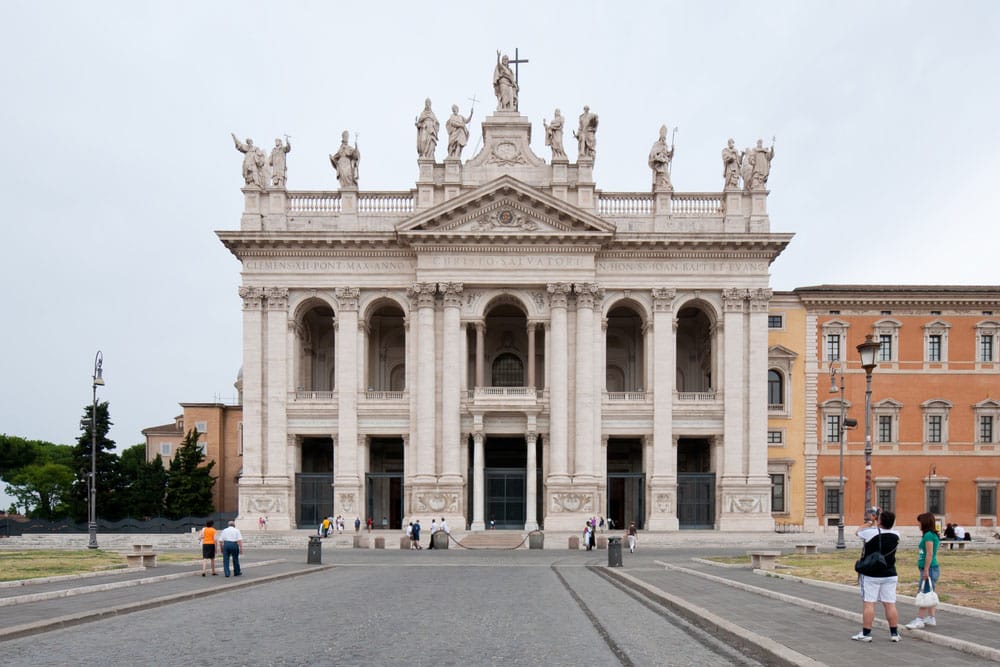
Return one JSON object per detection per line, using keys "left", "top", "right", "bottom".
{"left": 458, "top": 531, "right": 527, "bottom": 550}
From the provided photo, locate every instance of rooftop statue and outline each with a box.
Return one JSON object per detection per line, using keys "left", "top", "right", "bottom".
{"left": 740, "top": 145, "right": 755, "bottom": 192}
{"left": 749, "top": 138, "right": 775, "bottom": 189}
{"left": 446, "top": 104, "right": 473, "bottom": 160}
{"left": 543, "top": 109, "right": 567, "bottom": 161}
{"left": 269, "top": 136, "right": 291, "bottom": 188}
{"left": 721, "top": 138, "right": 740, "bottom": 190}
{"left": 493, "top": 51, "right": 518, "bottom": 111}
{"left": 648, "top": 125, "right": 674, "bottom": 190}
{"left": 415, "top": 99, "right": 439, "bottom": 159}
{"left": 231, "top": 133, "right": 266, "bottom": 188}
{"left": 573, "top": 106, "right": 598, "bottom": 160}
{"left": 329, "top": 131, "right": 360, "bottom": 188}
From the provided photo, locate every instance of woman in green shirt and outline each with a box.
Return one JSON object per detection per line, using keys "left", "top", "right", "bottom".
{"left": 906, "top": 512, "right": 940, "bottom": 629}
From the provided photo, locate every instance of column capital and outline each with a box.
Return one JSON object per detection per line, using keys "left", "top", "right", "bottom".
{"left": 526, "top": 320, "right": 539, "bottom": 332}
{"left": 439, "top": 282, "right": 464, "bottom": 307}
{"left": 239, "top": 286, "right": 265, "bottom": 310}
{"left": 573, "top": 282, "right": 603, "bottom": 309}
{"left": 651, "top": 288, "right": 676, "bottom": 312}
{"left": 525, "top": 430, "right": 537, "bottom": 444}
{"left": 335, "top": 287, "right": 360, "bottom": 311}
{"left": 722, "top": 287, "right": 750, "bottom": 312}
{"left": 264, "top": 287, "right": 289, "bottom": 310}
{"left": 407, "top": 282, "right": 437, "bottom": 309}
{"left": 547, "top": 282, "right": 572, "bottom": 308}
{"left": 749, "top": 288, "right": 773, "bottom": 312}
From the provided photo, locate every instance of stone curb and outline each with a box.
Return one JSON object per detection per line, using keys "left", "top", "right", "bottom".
{"left": 658, "top": 560, "right": 1000, "bottom": 662}
{"left": 0, "top": 563, "right": 333, "bottom": 643}
{"left": 597, "top": 566, "right": 823, "bottom": 667}
{"left": 0, "top": 559, "right": 287, "bottom": 607}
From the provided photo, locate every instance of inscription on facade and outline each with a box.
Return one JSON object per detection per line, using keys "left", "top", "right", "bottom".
{"left": 428, "top": 255, "right": 589, "bottom": 269}
{"left": 598, "top": 260, "right": 767, "bottom": 274}
{"left": 246, "top": 260, "right": 411, "bottom": 273}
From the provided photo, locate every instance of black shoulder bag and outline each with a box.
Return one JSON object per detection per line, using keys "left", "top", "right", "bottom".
{"left": 854, "top": 527, "right": 897, "bottom": 576}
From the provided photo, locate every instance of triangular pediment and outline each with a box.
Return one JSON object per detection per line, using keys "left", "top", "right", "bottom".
{"left": 397, "top": 175, "right": 615, "bottom": 244}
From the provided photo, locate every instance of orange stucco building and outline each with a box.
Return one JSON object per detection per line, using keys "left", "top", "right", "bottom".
{"left": 794, "top": 286, "right": 1000, "bottom": 534}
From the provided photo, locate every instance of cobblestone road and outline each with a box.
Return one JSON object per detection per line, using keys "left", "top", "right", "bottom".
{"left": 2, "top": 554, "right": 762, "bottom": 666}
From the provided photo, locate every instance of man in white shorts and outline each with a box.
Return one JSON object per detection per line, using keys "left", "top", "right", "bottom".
{"left": 852, "top": 509, "right": 901, "bottom": 643}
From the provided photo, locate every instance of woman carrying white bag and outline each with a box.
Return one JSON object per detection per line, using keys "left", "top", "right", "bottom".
{"left": 906, "top": 512, "right": 941, "bottom": 629}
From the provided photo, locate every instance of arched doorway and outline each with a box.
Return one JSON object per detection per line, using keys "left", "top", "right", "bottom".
{"left": 675, "top": 305, "right": 713, "bottom": 393}
{"left": 606, "top": 304, "right": 645, "bottom": 392}
{"left": 365, "top": 303, "right": 406, "bottom": 391}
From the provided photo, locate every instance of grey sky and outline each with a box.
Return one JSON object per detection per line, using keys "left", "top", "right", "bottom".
{"left": 1, "top": 1, "right": 998, "bottom": 457}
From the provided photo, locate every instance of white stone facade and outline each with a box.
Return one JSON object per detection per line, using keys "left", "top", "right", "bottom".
{"left": 219, "top": 106, "right": 791, "bottom": 532}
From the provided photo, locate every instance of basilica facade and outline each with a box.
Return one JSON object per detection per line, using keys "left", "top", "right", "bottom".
{"left": 219, "top": 77, "right": 791, "bottom": 532}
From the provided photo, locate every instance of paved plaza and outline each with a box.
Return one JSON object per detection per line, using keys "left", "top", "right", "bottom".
{"left": 2, "top": 542, "right": 999, "bottom": 665}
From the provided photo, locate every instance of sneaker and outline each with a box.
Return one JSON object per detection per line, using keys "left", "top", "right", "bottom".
{"left": 851, "top": 632, "right": 873, "bottom": 642}
{"left": 905, "top": 618, "right": 925, "bottom": 629}
{"left": 890, "top": 634, "right": 901, "bottom": 642}
{"left": 924, "top": 616, "right": 937, "bottom": 626}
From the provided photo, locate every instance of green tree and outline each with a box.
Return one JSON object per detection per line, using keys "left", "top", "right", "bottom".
{"left": 0, "top": 435, "right": 39, "bottom": 476}
{"left": 5, "top": 462, "right": 75, "bottom": 520}
{"left": 120, "top": 443, "right": 167, "bottom": 518}
{"left": 164, "top": 429, "right": 216, "bottom": 519}
{"left": 71, "top": 401, "right": 125, "bottom": 522}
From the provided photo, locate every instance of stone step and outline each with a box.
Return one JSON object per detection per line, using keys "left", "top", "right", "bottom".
{"left": 458, "top": 532, "right": 526, "bottom": 549}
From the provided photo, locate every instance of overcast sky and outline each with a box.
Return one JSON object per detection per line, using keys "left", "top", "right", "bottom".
{"left": 2, "top": 1, "right": 998, "bottom": 457}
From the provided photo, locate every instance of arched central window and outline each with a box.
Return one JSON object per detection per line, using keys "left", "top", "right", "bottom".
{"left": 768, "top": 369, "right": 784, "bottom": 407}
{"left": 492, "top": 353, "right": 524, "bottom": 387}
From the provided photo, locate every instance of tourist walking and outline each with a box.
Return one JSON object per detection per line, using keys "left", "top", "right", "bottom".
{"left": 851, "top": 510, "right": 901, "bottom": 642}
{"left": 412, "top": 520, "right": 422, "bottom": 549}
{"left": 907, "top": 512, "right": 941, "bottom": 629}
{"left": 198, "top": 520, "right": 218, "bottom": 576}
{"left": 627, "top": 522, "right": 638, "bottom": 553}
{"left": 428, "top": 518, "right": 438, "bottom": 549}
{"left": 217, "top": 520, "right": 244, "bottom": 578}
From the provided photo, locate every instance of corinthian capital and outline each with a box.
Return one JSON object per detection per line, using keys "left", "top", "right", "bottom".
{"left": 722, "top": 288, "right": 748, "bottom": 312}
{"left": 334, "top": 287, "right": 360, "bottom": 311}
{"left": 547, "top": 282, "right": 571, "bottom": 308}
{"left": 238, "top": 286, "right": 265, "bottom": 310}
{"left": 651, "top": 288, "right": 676, "bottom": 312}
{"left": 265, "top": 287, "right": 289, "bottom": 310}
{"left": 407, "top": 282, "right": 437, "bottom": 308}
{"left": 749, "top": 288, "right": 773, "bottom": 312}
{"left": 573, "top": 283, "right": 603, "bottom": 309}
{"left": 439, "top": 282, "right": 464, "bottom": 307}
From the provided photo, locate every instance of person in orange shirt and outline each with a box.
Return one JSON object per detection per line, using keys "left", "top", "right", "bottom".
{"left": 199, "top": 520, "right": 218, "bottom": 576}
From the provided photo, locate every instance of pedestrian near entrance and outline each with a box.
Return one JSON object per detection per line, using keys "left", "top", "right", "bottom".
{"left": 198, "top": 520, "right": 218, "bottom": 576}
{"left": 355, "top": 517, "right": 361, "bottom": 533}
{"left": 907, "top": 512, "right": 941, "bottom": 629}
{"left": 852, "top": 509, "right": 901, "bottom": 642}
{"left": 412, "top": 520, "right": 422, "bottom": 549}
{"left": 627, "top": 522, "right": 637, "bottom": 553}
{"left": 217, "top": 520, "right": 244, "bottom": 578}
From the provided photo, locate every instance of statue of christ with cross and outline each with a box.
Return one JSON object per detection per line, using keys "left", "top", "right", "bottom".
{"left": 493, "top": 49, "right": 528, "bottom": 111}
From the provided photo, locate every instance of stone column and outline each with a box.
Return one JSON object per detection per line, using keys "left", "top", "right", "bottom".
{"left": 334, "top": 287, "right": 361, "bottom": 518}
{"left": 648, "top": 288, "right": 678, "bottom": 531}
{"left": 574, "top": 283, "right": 602, "bottom": 483}
{"left": 527, "top": 321, "right": 537, "bottom": 388}
{"left": 475, "top": 321, "right": 485, "bottom": 388}
{"left": 440, "top": 283, "right": 463, "bottom": 485}
{"left": 547, "top": 283, "right": 571, "bottom": 484}
{"left": 410, "top": 283, "right": 437, "bottom": 483}
{"left": 525, "top": 430, "right": 538, "bottom": 530}
{"left": 471, "top": 431, "right": 485, "bottom": 530}
{"left": 264, "top": 288, "right": 290, "bottom": 481}
{"left": 358, "top": 319, "right": 369, "bottom": 392}
{"left": 238, "top": 286, "right": 265, "bottom": 489}
{"left": 543, "top": 322, "right": 551, "bottom": 390}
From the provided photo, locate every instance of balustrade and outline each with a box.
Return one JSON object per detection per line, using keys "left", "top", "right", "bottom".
{"left": 288, "top": 192, "right": 342, "bottom": 213}
{"left": 671, "top": 193, "right": 723, "bottom": 215}
{"left": 597, "top": 192, "right": 653, "bottom": 216}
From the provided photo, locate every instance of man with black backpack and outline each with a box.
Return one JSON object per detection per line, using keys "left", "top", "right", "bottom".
{"left": 852, "top": 509, "right": 901, "bottom": 643}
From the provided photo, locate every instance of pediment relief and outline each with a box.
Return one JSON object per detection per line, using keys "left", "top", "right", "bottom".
{"left": 768, "top": 344, "right": 798, "bottom": 360}
{"left": 396, "top": 175, "right": 615, "bottom": 240}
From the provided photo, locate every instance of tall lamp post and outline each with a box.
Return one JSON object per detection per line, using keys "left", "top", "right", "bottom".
{"left": 857, "top": 334, "right": 881, "bottom": 522}
{"left": 89, "top": 351, "right": 104, "bottom": 550}
{"left": 829, "top": 362, "right": 847, "bottom": 549}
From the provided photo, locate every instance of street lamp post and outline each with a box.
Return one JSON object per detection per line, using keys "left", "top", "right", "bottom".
{"left": 856, "top": 334, "right": 881, "bottom": 523}
{"left": 89, "top": 351, "right": 104, "bottom": 550}
{"left": 829, "top": 362, "right": 847, "bottom": 549}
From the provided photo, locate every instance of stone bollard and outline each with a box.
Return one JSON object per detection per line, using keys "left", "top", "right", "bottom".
{"left": 432, "top": 531, "right": 449, "bottom": 549}
{"left": 375, "top": 536, "right": 385, "bottom": 549}
{"left": 400, "top": 535, "right": 410, "bottom": 549}
{"left": 528, "top": 532, "right": 544, "bottom": 550}
{"left": 597, "top": 536, "right": 608, "bottom": 550}
{"left": 568, "top": 535, "right": 580, "bottom": 550}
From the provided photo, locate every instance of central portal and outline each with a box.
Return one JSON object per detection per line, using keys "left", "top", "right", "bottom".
{"left": 484, "top": 437, "right": 526, "bottom": 529}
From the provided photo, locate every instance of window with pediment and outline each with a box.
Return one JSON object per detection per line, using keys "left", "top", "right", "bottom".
{"left": 873, "top": 399, "right": 902, "bottom": 446}
{"left": 974, "top": 399, "right": 1000, "bottom": 445}
{"left": 923, "top": 320, "right": 951, "bottom": 364}
{"left": 976, "top": 320, "right": 1000, "bottom": 364}
{"left": 873, "top": 318, "right": 901, "bottom": 364}
{"left": 921, "top": 399, "right": 952, "bottom": 446}
{"left": 821, "top": 319, "right": 849, "bottom": 363}
{"left": 768, "top": 345, "right": 796, "bottom": 416}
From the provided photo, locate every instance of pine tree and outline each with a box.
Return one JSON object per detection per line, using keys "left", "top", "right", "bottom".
{"left": 71, "top": 401, "right": 124, "bottom": 522}
{"left": 119, "top": 444, "right": 167, "bottom": 519}
{"left": 164, "top": 429, "right": 216, "bottom": 519}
